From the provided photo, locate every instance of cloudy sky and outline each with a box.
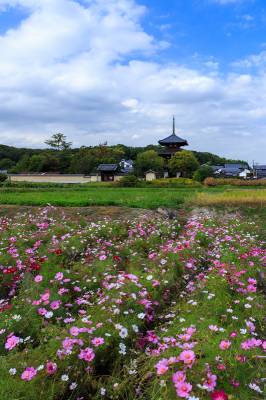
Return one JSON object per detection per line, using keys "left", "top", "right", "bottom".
{"left": 0, "top": 0, "right": 266, "bottom": 162}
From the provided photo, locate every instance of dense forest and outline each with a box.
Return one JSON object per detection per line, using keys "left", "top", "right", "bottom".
{"left": 0, "top": 134, "right": 247, "bottom": 175}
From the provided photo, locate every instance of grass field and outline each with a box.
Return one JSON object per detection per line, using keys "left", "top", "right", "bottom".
{"left": 0, "top": 185, "right": 265, "bottom": 208}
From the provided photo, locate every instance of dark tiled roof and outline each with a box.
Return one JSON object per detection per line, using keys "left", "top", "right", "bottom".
{"left": 158, "top": 134, "right": 188, "bottom": 146}
{"left": 224, "top": 163, "right": 248, "bottom": 169}
{"left": 97, "top": 164, "right": 118, "bottom": 172}
{"left": 254, "top": 165, "right": 266, "bottom": 170}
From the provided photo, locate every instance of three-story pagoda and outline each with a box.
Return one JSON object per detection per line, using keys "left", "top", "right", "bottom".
{"left": 158, "top": 117, "right": 188, "bottom": 159}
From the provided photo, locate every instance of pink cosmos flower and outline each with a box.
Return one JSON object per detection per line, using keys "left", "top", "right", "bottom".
{"left": 99, "top": 255, "right": 107, "bottom": 261}
{"left": 38, "top": 307, "right": 47, "bottom": 316}
{"left": 247, "top": 285, "right": 256, "bottom": 293}
{"left": 46, "top": 361, "right": 57, "bottom": 375}
{"left": 50, "top": 300, "right": 61, "bottom": 310}
{"left": 219, "top": 340, "right": 231, "bottom": 350}
{"left": 41, "top": 291, "right": 50, "bottom": 302}
{"left": 179, "top": 350, "right": 196, "bottom": 366}
{"left": 204, "top": 372, "right": 217, "bottom": 391}
{"left": 175, "top": 381, "right": 192, "bottom": 398}
{"left": 211, "top": 390, "right": 228, "bottom": 400}
{"left": 155, "top": 359, "right": 169, "bottom": 375}
{"left": 69, "top": 326, "right": 80, "bottom": 336}
{"left": 5, "top": 335, "right": 20, "bottom": 351}
{"left": 21, "top": 367, "right": 37, "bottom": 381}
{"left": 91, "top": 337, "right": 105, "bottom": 347}
{"left": 78, "top": 347, "right": 95, "bottom": 362}
{"left": 172, "top": 371, "right": 186, "bottom": 385}
{"left": 34, "top": 275, "right": 43, "bottom": 283}
{"left": 55, "top": 272, "right": 63, "bottom": 281}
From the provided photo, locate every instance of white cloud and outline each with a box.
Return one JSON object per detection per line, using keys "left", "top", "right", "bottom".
{"left": 0, "top": 0, "right": 265, "bottom": 162}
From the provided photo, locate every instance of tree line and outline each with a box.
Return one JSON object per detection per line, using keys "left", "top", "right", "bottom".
{"left": 0, "top": 133, "right": 246, "bottom": 180}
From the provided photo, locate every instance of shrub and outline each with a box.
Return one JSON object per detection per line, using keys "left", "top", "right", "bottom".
{"left": 0, "top": 173, "right": 8, "bottom": 182}
{"left": 116, "top": 175, "right": 140, "bottom": 187}
{"left": 204, "top": 177, "right": 266, "bottom": 187}
{"left": 150, "top": 177, "right": 201, "bottom": 188}
{"left": 193, "top": 165, "right": 214, "bottom": 182}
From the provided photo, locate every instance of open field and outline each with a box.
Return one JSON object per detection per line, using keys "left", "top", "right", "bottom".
{"left": 0, "top": 185, "right": 265, "bottom": 208}
{"left": 0, "top": 206, "right": 265, "bottom": 400}
{"left": 194, "top": 189, "right": 266, "bottom": 206}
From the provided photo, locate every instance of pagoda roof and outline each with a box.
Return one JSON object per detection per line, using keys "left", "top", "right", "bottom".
{"left": 158, "top": 134, "right": 188, "bottom": 146}
{"left": 158, "top": 117, "right": 188, "bottom": 146}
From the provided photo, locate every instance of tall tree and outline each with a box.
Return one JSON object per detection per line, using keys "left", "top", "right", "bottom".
{"left": 169, "top": 151, "right": 200, "bottom": 178}
{"left": 45, "top": 133, "right": 72, "bottom": 151}
{"left": 135, "top": 150, "right": 164, "bottom": 177}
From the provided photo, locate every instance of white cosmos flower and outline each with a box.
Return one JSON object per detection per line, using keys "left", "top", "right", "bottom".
{"left": 119, "top": 328, "right": 128, "bottom": 338}
{"left": 9, "top": 368, "right": 17, "bottom": 375}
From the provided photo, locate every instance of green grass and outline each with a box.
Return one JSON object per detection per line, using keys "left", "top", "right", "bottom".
{"left": 0, "top": 185, "right": 265, "bottom": 208}
{"left": 0, "top": 187, "right": 196, "bottom": 208}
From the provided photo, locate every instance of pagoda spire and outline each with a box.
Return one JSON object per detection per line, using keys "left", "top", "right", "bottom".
{"left": 172, "top": 116, "right": 176, "bottom": 136}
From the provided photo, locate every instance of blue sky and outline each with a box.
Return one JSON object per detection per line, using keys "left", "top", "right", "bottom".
{"left": 142, "top": 0, "right": 266, "bottom": 66}
{"left": 0, "top": 0, "right": 265, "bottom": 162}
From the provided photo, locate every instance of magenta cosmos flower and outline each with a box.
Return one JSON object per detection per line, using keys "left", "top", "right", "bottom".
{"left": 78, "top": 347, "right": 95, "bottom": 362}
{"left": 46, "top": 361, "right": 57, "bottom": 375}
{"left": 211, "top": 390, "right": 228, "bottom": 400}
{"left": 21, "top": 367, "right": 37, "bottom": 381}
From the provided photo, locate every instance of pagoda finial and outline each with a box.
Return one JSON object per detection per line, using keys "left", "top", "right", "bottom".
{"left": 172, "top": 116, "right": 176, "bottom": 135}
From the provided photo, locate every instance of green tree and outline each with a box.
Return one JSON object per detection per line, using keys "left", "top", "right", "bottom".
{"left": 169, "top": 151, "right": 200, "bottom": 178}
{"left": 28, "top": 155, "right": 44, "bottom": 172}
{"left": 0, "top": 158, "right": 15, "bottom": 170}
{"left": 193, "top": 165, "right": 214, "bottom": 182}
{"left": 45, "top": 133, "right": 72, "bottom": 151}
{"left": 135, "top": 150, "right": 164, "bottom": 177}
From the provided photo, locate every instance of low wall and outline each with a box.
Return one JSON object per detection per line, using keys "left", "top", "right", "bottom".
{"left": 9, "top": 174, "right": 101, "bottom": 184}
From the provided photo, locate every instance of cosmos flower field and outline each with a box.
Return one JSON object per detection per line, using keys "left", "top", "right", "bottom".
{"left": 0, "top": 206, "right": 265, "bottom": 400}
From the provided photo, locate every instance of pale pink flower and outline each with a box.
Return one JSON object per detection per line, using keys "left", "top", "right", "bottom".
{"left": 179, "top": 350, "right": 196, "bottom": 366}
{"left": 55, "top": 272, "right": 64, "bottom": 281}
{"left": 172, "top": 371, "right": 186, "bottom": 385}
{"left": 5, "top": 335, "right": 20, "bottom": 351}
{"left": 34, "top": 275, "right": 43, "bottom": 283}
{"left": 155, "top": 359, "right": 169, "bottom": 375}
{"left": 69, "top": 326, "right": 80, "bottom": 336}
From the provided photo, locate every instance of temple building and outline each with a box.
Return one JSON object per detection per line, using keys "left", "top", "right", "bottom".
{"left": 158, "top": 117, "right": 188, "bottom": 159}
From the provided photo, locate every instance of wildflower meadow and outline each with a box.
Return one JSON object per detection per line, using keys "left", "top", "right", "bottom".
{"left": 0, "top": 206, "right": 265, "bottom": 400}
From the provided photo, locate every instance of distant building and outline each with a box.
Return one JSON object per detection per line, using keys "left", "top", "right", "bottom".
{"left": 158, "top": 117, "right": 188, "bottom": 159}
{"left": 119, "top": 159, "right": 134, "bottom": 174}
{"left": 96, "top": 164, "right": 119, "bottom": 182}
{"left": 254, "top": 165, "right": 266, "bottom": 179}
{"left": 215, "top": 163, "right": 250, "bottom": 178}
